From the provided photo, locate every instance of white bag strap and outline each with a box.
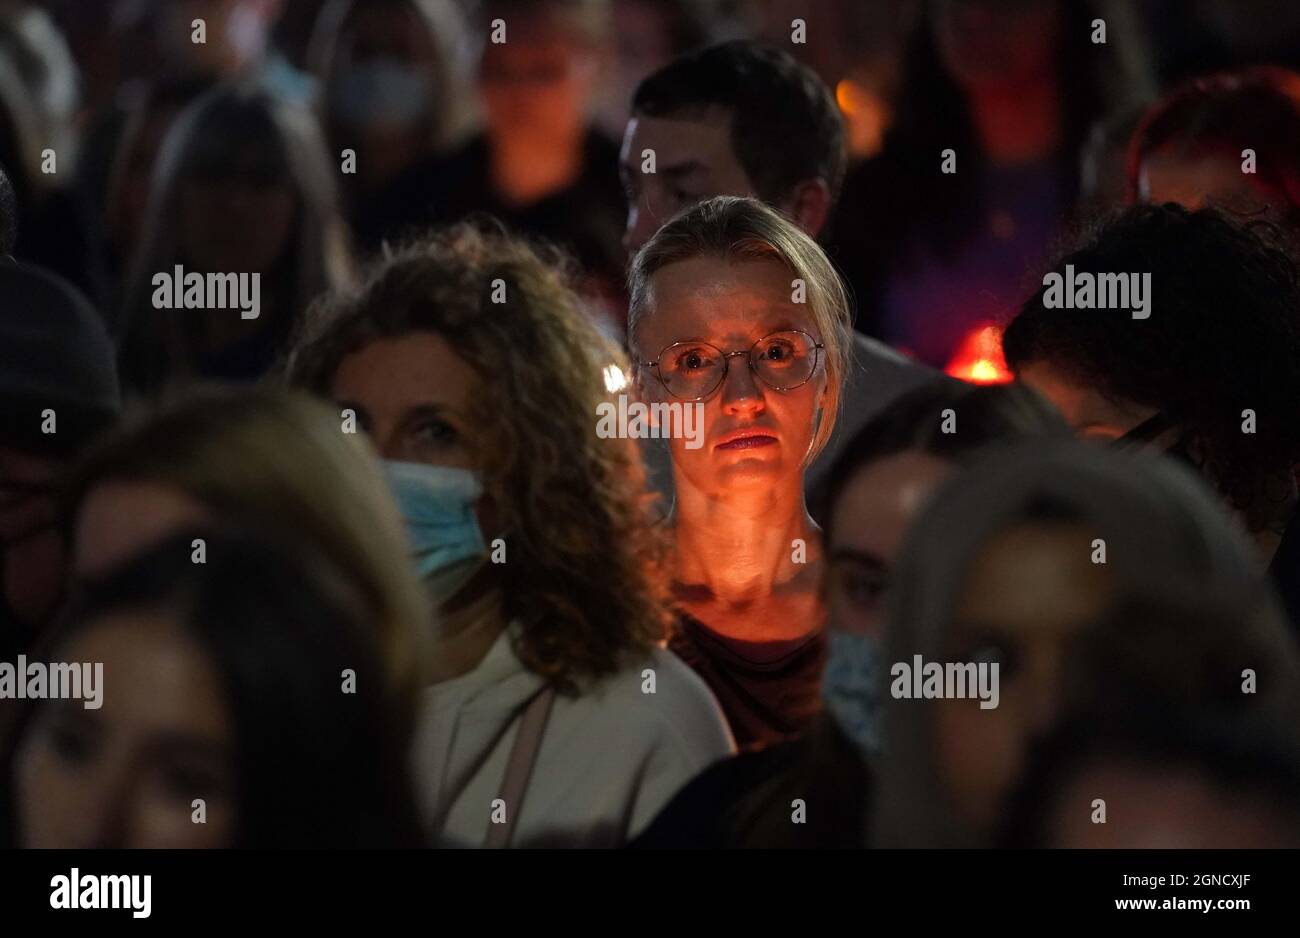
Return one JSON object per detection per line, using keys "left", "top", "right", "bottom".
{"left": 484, "top": 686, "right": 556, "bottom": 848}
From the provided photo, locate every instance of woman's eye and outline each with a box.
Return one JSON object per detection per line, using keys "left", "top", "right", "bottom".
{"left": 957, "top": 642, "right": 1018, "bottom": 677}
{"left": 671, "top": 348, "right": 716, "bottom": 373}
{"left": 837, "top": 567, "right": 888, "bottom": 610}
{"left": 759, "top": 342, "right": 792, "bottom": 361}
{"left": 410, "top": 419, "right": 456, "bottom": 446}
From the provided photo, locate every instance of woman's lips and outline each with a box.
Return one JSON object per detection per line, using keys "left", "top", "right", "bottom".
{"left": 716, "top": 434, "right": 778, "bottom": 451}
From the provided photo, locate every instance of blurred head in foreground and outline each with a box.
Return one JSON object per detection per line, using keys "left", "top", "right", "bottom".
{"left": 813, "top": 379, "right": 1068, "bottom": 757}
{"left": 871, "top": 441, "right": 1289, "bottom": 847}
{"left": 63, "top": 387, "right": 428, "bottom": 700}
{"left": 4, "top": 530, "right": 422, "bottom": 848}
{"left": 1001, "top": 588, "right": 1300, "bottom": 848}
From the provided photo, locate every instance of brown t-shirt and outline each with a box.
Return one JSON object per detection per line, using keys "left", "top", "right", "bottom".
{"left": 669, "top": 612, "right": 826, "bottom": 750}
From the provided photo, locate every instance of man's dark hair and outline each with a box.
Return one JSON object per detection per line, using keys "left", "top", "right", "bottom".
{"left": 632, "top": 40, "right": 846, "bottom": 205}
{"left": 0, "top": 163, "right": 17, "bottom": 256}
{"left": 1003, "top": 203, "right": 1300, "bottom": 512}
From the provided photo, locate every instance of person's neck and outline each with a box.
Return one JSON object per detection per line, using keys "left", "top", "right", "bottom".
{"left": 429, "top": 570, "right": 506, "bottom": 683}
{"left": 967, "top": 75, "right": 1062, "bottom": 167}
{"left": 670, "top": 474, "right": 819, "bottom": 607}
{"left": 489, "top": 129, "right": 586, "bottom": 207}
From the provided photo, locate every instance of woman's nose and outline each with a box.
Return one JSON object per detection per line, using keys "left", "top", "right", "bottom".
{"left": 719, "top": 354, "right": 765, "bottom": 411}
{"left": 79, "top": 767, "right": 134, "bottom": 849}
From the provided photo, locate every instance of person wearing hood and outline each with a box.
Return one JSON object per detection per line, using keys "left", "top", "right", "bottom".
{"left": 873, "top": 440, "right": 1294, "bottom": 848}
{"left": 1, "top": 263, "right": 120, "bottom": 664}
{"left": 287, "top": 223, "right": 734, "bottom": 848}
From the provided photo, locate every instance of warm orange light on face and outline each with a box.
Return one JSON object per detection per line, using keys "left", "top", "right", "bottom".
{"left": 945, "top": 324, "right": 1012, "bottom": 385}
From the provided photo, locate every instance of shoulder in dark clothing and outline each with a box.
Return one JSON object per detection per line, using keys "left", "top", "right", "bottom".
{"left": 631, "top": 717, "right": 872, "bottom": 849}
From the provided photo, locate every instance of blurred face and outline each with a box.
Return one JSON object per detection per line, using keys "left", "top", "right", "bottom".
{"left": 15, "top": 611, "right": 236, "bottom": 848}
{"left": 178, "top": 152, "right": 296, "bottom": 273}
{"left": 1049, "top": 763, "right": 1300, "bottom": 847}
{"left": 620, "top": 109, "right": 756, "bottom": 254}
{"left": 1138, "top": 145, "right": 1281, "bottom": 219}
{"left": 480, "top": 15, "right": 600, "bottom": 146}
{"left": 330, "top": 1, "right": 441, "bottom": 188}
{"left": 1017, "top": 361, "right": 1158, "bottom": 442}
{"left": 75, "top": 482, "right": 210, "bottom": 580}
{"left": 933, "top": 521, "right": 1114, "bottom": 833}
{"left": 155, "top": 0, "right": 258, "bottom": 76}
{"left": 634, "top": 256, "right": 828, "bottom": 497}
{"left": 339, "top": 1, "right": 438, "bottom": 70}
{"left": 157, "top": 0, "right": 274, "bottom": 78}
{"left": 593, "top": 0, "right": 675, "bottom": 135}
{"left": 0, "top": 447, "right": 64, "bottom": 627}
{"left": 933, "top": 0, "right": 1060, "bottom": 90}
{"left": 331, "top": 332, "right": 479, "bottom": 470}
{"left": 825, "top": 451, "right": 955, "bottom": 637}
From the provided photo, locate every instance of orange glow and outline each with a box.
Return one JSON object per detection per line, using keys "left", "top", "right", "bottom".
{"left": 835, "top": 79, "right": 888, "bottom": 159}
{"left": 945, "top": 324, "right": 1012, "bottom": 385}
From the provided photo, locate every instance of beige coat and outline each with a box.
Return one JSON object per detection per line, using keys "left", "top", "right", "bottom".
{"left": 414, "top": 625, "right": 736, "bottom": 847}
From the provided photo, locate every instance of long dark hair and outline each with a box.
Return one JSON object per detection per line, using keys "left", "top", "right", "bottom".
{"left": 837, "top": 0, "right": 1152, "bottom": 327}
{"left": 1, "top": 530, "right": 424, "bottom": 848}
{"left": 118, "top": 83, "right": 353, "bottom": 394}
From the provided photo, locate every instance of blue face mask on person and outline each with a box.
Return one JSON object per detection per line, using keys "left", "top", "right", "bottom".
{"left": 821, "top": 629, "right": 885, "bottom": 758}
{"left": 384, "top": 461, "right": 486, "bottom": 603}
{"left": 330, "top": 59, "right": 434, "bottom": 129}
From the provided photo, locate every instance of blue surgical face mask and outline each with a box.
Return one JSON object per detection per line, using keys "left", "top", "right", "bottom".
{"left": 821, "top": 629, "right": 885, "bottom": 758}
{"left": 384, "top": 461, "right": 486, "bottom": 603}
{"left": 330, "top": 59, "right": 434, "bottom": 129}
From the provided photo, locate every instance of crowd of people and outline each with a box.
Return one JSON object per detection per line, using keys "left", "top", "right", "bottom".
{"left": 3, "top": 0, "right": 1300, "bottom": 849}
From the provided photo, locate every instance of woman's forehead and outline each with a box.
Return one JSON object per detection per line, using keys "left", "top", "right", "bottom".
{"left": 650, "top": 253, "right": 794, "bottom": 298}
{"left": 641, "top": 255, "right": 814, "bottom": 342}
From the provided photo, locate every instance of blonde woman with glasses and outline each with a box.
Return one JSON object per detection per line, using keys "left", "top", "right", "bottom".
{"left": 628, "top": 195, "right": 853, "bottom": 749}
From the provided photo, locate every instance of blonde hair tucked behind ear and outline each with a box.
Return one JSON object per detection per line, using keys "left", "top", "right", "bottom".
{"left": 626, "top": 195, "right": 853, "bottom": 462}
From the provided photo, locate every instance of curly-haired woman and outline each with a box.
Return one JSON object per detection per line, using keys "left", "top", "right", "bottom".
{"left": 287, "top": 223, "right": 734, "bottom": 848}
{"left": 1003, "top": 203, "right": 1300, "bottom": 631}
